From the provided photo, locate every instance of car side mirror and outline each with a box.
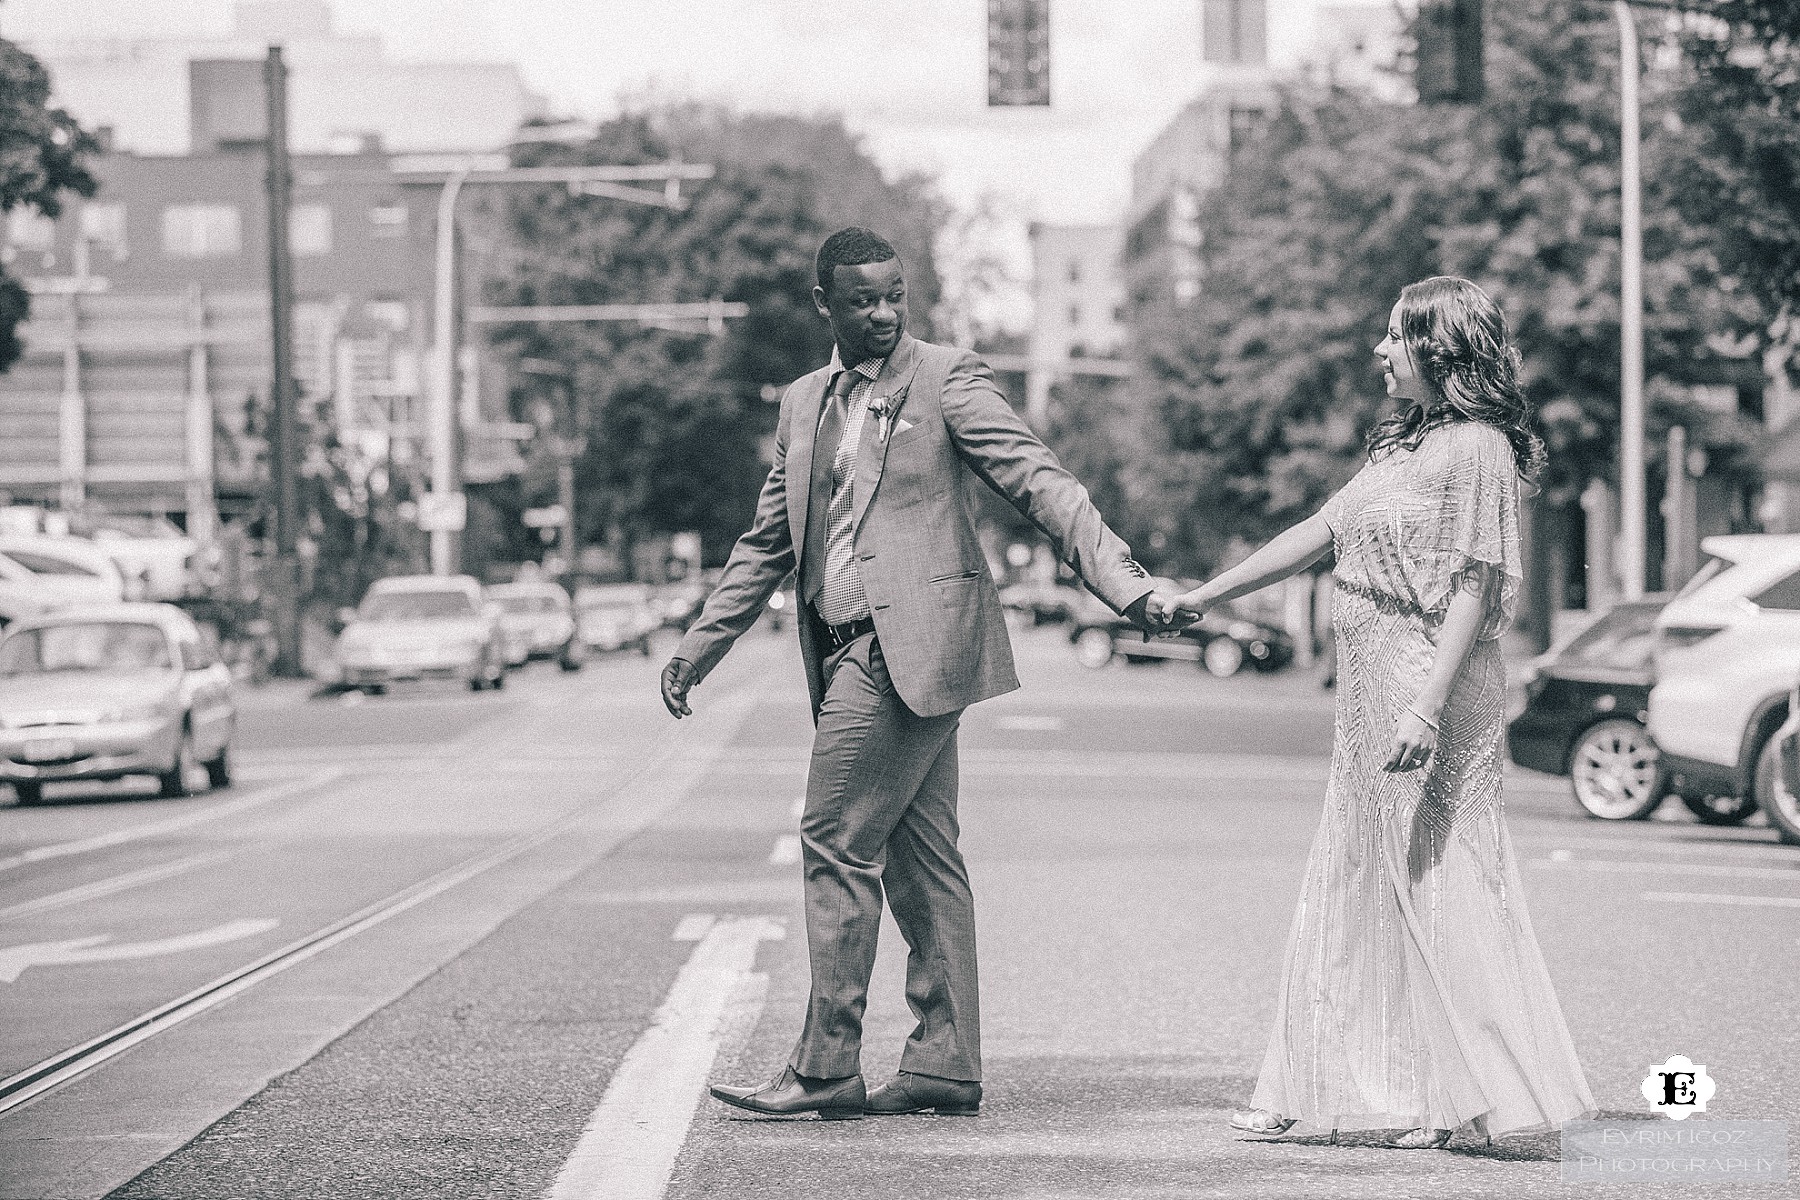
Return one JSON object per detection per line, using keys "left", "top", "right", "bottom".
{"left": 337, "top": 607, "right": 359, "bottom": 627}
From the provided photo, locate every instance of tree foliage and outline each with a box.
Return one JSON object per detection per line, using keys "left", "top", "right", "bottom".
{"left": 0, "top": 38, "right": 98, "bottom": 372}
{"left": 1127, "top": 0, "right": 1775, "bottom": 573}
{"left": 481, "top": 106, "right": 947, "bottom": 568}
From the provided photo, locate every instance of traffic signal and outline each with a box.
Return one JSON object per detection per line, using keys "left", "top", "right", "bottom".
{"left": 988, "top": 0, "right": 1050, "bottom": 107}
{"left": 1416, "top": 0, "right": 1483, "bottom": 104}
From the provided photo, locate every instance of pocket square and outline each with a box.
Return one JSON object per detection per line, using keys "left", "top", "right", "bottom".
{"left": 895, "top": 418, "right": 915, "bottom": 433}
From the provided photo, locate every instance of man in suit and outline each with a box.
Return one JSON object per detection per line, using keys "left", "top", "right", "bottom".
{"left": 661, "top": 227, "right": 1175, "bottom": 1120}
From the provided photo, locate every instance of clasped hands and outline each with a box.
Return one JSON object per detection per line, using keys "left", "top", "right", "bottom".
{"left": 1125, "top": 581, "right": 1210, "bottom": 641}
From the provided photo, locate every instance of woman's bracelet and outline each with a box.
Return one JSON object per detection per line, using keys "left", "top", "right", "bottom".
{"left": 1406, "top": 703, "right": 1441, "bottom": 733}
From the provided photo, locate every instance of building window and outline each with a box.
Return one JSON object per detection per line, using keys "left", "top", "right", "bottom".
{"left": 162, "top": 204, "right": 241, "bottom": 258}
{"left": 79, "top": 203, "right": 128, "bottom": 258}
{"left": 6, "top": 210, "right": 56, "bottom": 253}
{"left": 1228, "top": 106, "right": 1267, "bottom": 154}
{"left": 364, "top": 299, "right": 410, "bottom": 332}
{"left": 369, "top": 205, "right": 408, "bottom": 238}
{"left": 290, "top": 204, "right": 333, "bottom": 256}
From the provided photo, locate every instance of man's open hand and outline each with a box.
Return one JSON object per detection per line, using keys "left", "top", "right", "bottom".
{"left": 660, "top": 657, "right": 698, "bottom": 718}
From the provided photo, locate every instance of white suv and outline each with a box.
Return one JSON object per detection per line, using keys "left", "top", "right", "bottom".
{"left": 1647, "top": 534, "right": 1800, "bottom": 823}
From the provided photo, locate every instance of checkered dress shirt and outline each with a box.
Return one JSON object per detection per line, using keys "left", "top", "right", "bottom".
{"left": 815, "top": 353, "right": 886, "bottom": 626}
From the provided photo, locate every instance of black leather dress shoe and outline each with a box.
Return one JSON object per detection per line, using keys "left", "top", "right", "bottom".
{"left": 709, "top": 1067, "right": 865, "bottom": 1120}
{"left": 864, "top": 1071, "right": 981, "bottom": 1116}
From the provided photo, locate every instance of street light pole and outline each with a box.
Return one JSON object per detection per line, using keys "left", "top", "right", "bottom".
{"left": 418, "top": 161, "right": 715, "bottom": 577}
{"left": 263, "top": 45, "right": 305, "bottom": 674}
{"left": 1616, "top": 0, "right": 1647, "bottom": 599}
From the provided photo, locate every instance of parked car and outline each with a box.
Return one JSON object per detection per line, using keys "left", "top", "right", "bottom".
{"left": 1647, "top": 534, "right": 1800, "bottom": 825}
{"left": 0, "top": 603, "right": 235, "bottom": 805}
{"left": 335, "top": 575, "right": 507, "bottom": 693}
{"left": 1067, "top": 590, "right": 1294, "bottom": 676}
{"left": 0, "top": 536, "right": 126, "bottom": 606}
{"left": 575, "top": 584, "right": 660, "bottom": 656}
{"left": 1769, "top": 688, "right": 1800, "bottom": 845}
{"left": 69, "top": 512, "right": 200, "bottom": 601}
{"left": 998, "top": 581, "right": 1084, "bottom": 627}
{"left": 1509, "top": 599, "right": 1666, "bottom": 820}
{"left": 487, "top": 579, "right": 581, "bottom": 670}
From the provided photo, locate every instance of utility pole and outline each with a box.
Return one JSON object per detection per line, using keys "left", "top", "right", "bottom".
{"left": 1616, "top": 0, "right": 1647, "bottom": 599}
{"left": 263, "top": 45, "right": 304, "bottom": 675}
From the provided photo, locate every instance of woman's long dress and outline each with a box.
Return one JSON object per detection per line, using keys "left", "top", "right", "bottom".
{"left": 1248, "top": 421, "right": 1596, "bottom": 1138}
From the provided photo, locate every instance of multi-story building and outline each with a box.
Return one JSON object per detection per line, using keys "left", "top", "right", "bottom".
{"left": 1023, "top": 222, "right": 1130, "bottom": 420}
{"left": 12, "top": 0, "right": 545, "bottom": 158}
{"left": 0, "top": 58, "right": 522, "bottom": 537}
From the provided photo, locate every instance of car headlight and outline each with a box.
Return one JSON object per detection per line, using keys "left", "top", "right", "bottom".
{"left": 105, "top": 702, "right": 170, "bottom": 723}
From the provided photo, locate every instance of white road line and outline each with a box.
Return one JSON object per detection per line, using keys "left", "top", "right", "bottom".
{"left": 0, "top": 772, "right": 340, "bottom": 876}
{"left": 995, "top": 715, "right": 1065, "bottom": 732}
{"left": 671, "top": 914, "right": 715, "bottom": 942}
{"left": 547, "top": 915, "right": 785, "bottom": 1200}
{"left": 1519, "top": 834, "right": 1798, "bottom": 860}
{"left": 768, "top": 834, "right": 801, "bottom": 866}
{"left": 0, "top": 850, "right": 233, "bottom": 923}
{"left": 1644, "top": 891, "right": 1800, "bottom": 909}
{"left": 1532, "top": 857, "right": 1800, "bottom": 881}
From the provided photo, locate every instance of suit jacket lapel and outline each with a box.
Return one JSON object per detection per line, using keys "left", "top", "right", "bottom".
{"left": 850, "top": 334, "right": 922, "bottom": 536}
{"left": 786, "top": 369, "right": 831, "bottom": 571}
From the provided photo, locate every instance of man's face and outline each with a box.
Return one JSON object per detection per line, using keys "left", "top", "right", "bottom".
{"left": 814, "top": 258, "right": 906, "bottom": 364}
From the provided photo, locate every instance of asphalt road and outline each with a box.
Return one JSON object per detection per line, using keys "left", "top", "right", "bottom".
{"left": 0, "top": 624, "right": 1793, "bottom": 1200}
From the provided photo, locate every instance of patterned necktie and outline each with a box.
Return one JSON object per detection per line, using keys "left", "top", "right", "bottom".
{"left": 804, "top": 370, "right": 858, "bottom": 606}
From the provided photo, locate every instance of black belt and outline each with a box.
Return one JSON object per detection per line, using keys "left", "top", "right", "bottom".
{"left": 815, "top": 609, "right": 876, "bottom": 649}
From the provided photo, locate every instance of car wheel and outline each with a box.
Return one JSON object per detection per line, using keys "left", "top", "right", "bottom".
{"left": 1753, "top": 737, "right": 1800, "bottom": 845}
{"left": 12, "top": 782, "right": 42, "bottom": 806}
{"left": 1202, "top": 637, "right": 1245, "bottom": 678}
{"left": 468, "top": 673, "right": 487, "bottom": 692}
{"left": 1568, "top": 718, "right": 1663, "bottom": 820}
{"left": 158, "top": 726, "right": 203, "bottom": 798}
{"left": 491, "top": 667, "right": 506, "bottom": 690}
{"left": 1680, "top": 791, "right": 1758, "bottom": 826}
{"left": 638, "top": 637, "right": 653, "bottom": 657}
{"left": 1073, "top": 627, "right": 1115, "bottom": 669}
{"left": 205, "top": 744, "right": 233, "bottom": 790}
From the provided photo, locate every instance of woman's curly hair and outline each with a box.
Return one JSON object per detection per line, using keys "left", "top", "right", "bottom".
{"left": 1366, "top": 276, "right": 1547, "bottom": 481}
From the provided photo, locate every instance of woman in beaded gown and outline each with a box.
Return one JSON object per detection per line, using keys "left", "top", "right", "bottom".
{"left": 1170, "top": 277, "right": 1595, "bottom": 1148}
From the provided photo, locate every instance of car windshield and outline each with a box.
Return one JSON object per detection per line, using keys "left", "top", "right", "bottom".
{"left": 0, "top": 622, "right": 172, "bottom": 676}
{"left": 1557, "top": 603, "right": 1662, "bottom": 672}
{"left": 1674, "top": 555, "right": 1732, "bottom": 599}
{"left": 496, "top": 594, "right": 559, "bottom": 614}
{"left": 361, "top": 591, "right": 476, "bottom": 622}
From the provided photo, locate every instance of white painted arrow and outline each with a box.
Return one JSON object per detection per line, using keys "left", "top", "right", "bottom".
{"left": 0, "top": 918, "right": 279, "bottom": 983}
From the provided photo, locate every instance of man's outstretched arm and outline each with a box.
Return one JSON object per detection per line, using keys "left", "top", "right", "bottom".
{"left": 939, "top": 350, "right": 1167, "bottom": 627}
{"left": 661, "top": 397, "right": 797, "bottom": 717}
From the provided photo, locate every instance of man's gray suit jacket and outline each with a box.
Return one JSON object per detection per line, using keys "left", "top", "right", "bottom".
{"left": 676, "top": 332, "right": 1154, "bottom": 719}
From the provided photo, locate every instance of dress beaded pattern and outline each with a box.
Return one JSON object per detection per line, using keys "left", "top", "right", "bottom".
{"left": 1249, "top": 421, "right": 1596, "bottom": 1137}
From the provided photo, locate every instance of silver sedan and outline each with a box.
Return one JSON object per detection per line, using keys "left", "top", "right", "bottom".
{"left": 0, "top": 603, "right": 235, "bottom": 805}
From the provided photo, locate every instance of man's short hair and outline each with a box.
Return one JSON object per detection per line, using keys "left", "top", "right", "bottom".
{"left": 816, "top": 227, "right": 898, "bottom": 294}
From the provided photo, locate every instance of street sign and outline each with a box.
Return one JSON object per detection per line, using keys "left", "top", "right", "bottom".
{"left": 416, "top": 491, "right": 468, "bottom": 533}
{"left": 522, "top": 505, "right": 568, "bottom": 529}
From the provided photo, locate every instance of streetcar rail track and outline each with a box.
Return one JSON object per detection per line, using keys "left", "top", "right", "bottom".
{"left": 0, "top": 677, "right": 761, "bottom": 1118}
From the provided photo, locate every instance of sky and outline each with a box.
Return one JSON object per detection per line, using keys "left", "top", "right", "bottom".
{"left": 5, "top": 0, "right": 1394, "bottom": 227}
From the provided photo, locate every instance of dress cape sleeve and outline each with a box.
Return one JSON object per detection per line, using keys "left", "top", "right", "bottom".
{"left": 1413, "top": 424, "right": 1523, "bottom": 641}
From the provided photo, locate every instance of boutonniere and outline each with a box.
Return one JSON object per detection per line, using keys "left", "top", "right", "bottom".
{"left": 869, "top": 386, "right": 908, "bottom": 443}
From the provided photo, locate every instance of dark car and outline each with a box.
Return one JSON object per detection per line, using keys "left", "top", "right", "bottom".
{"left": 998, "top": 581, "right": 1083, "bottom": 627}
{"left": 1508, "top": 599, "right": 1666, "bottom": 820}
{"left": 1067, "top": 592, "right": 1294, "bottom": 677}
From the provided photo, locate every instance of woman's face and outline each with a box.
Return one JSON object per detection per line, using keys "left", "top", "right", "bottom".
{"left": 1374, "top": 301, "right": 1427, "bottom": 402}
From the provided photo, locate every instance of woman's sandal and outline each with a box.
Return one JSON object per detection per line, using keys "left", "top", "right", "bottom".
{"left": 1229, "top": 1108, "right": 1299, "bottom": 1136}
{"left": 1388, "top": 1127, "right": 1452, "bottom": 1149}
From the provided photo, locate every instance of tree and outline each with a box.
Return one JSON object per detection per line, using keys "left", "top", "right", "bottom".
{"left": 1128, "top": 0, "right": 1771, "bottom": 585}
{"left": 0, "top": 38, "right": 98, "bottom": 371}
{"left": 481, "top": 106, "right": 948, "bottom": 570}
